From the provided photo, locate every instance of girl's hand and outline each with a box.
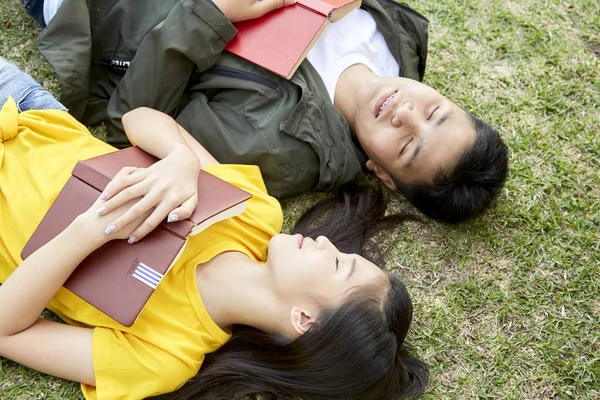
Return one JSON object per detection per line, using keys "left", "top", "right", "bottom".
{"left": 213, "top": 0, "right": 296, "bottom": 23}
{"left": 94, "top": 146, "right": 201, "bottom": 243}
{"left": 77, "top": 192, "right": 152, "bottom": 245}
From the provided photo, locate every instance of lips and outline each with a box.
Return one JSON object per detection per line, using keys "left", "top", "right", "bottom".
{"left": 374, "top": 91, "right": 398, "bottom": 118}
{"left": 296, "top": 234, "right": 304, "bottom": 249}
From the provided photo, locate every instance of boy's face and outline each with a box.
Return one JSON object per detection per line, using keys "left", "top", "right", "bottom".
{"left": 353, "top": 77, "right": 476, "bottom": 189}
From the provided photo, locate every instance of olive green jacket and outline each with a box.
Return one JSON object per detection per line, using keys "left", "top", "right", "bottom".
{"left": 37, "top": 0, "right": 428, "bottom": 198}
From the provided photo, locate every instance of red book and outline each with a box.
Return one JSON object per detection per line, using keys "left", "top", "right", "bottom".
{"left": 21, "top": 147, "right": 252, "bottom": 327}
{"left": 225, "top": 0, "right": 362, "bottom": 79}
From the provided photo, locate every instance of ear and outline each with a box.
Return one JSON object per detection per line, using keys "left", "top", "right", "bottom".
{"left": 290, "top": 307, "right": 315, "bottom": 336}
{"left": 365, "top": 160, "right": 397, "bottom": 190}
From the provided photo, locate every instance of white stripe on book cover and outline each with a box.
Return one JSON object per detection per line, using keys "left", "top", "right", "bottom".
{"left": 132, "top": 262, "right": 164, "bottom": 289}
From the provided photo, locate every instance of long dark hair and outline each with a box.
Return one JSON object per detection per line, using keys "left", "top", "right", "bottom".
{"left": 154, "top": 183, "right": 428, "bottom": 400}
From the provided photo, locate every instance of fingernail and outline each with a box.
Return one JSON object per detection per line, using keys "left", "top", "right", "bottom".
{"left": 128, "top": 236, "right": 136, "bottom": 244}
{"left": 100, "top": 192, "right": 109, "bottom": 200}
{"left": 104, "top": 225, "right": 116, "bottom": 235}
{"left": 96, "top": 206, "right": 106, "bottom": 215}
{"left": 167, "top": 214, "right": 178, "bottom": 223}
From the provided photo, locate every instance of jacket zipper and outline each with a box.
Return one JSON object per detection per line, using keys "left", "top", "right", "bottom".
{"left": 94, "top": 58, "right": 131, "bottom": 72}
{"left": 94, "top": 59, "right": 279, "bottom": 90}
{"left": 204, "top": 65, "right": 279, "bottom": 89}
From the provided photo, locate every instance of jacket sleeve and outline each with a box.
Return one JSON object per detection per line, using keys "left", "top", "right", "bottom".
{"left": 36, "top": 0, "right": 92, "bottom": 121}
{"left": 173, "top": 94, "right": 315, "bottom": 199}
{"left": 105, "top": 0, "right": 237, "bottom": 148}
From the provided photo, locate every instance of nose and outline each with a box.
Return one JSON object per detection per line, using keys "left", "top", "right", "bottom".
{"left": 391, "top": 102, "right": 421, "bottom": 129}
{"left": 315, "top": 236, "right": 331, "bottom": 250}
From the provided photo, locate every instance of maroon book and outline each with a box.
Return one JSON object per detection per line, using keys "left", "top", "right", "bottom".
{"left": 21, "top": 147, "right": 251, "bottom": 327}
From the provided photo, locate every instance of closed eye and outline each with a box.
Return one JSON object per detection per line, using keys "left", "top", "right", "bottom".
{"left": 400, "top": 137, "right": 413, "bottom": 156}
{"left": 428, "top": 106, "right": 439, "bottom": 120}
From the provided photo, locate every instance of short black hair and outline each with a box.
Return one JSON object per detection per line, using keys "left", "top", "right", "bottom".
{"left": 394, "top": 113, "right": 509, "bottom": 223}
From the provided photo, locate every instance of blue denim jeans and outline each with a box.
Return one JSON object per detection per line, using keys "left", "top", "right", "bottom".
{"left": 0, "top": 57, "right": 66, "bottom": 112}
{"left": 21, "top": 0, "right": 46, "bottom": 27}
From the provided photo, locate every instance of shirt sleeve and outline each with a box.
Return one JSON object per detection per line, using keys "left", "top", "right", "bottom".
{"left": 83, "top": 328, "right": 199, "bottom": 400}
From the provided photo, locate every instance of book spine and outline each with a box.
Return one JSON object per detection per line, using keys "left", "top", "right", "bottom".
{"left": 72, "top": 161, "right": 112, "bottom": 193}
{"left": 160, "top": 220, "right": 193, "bottom": 240}
{"left": 296, "top": 0, "right": 334, "bottom": 16}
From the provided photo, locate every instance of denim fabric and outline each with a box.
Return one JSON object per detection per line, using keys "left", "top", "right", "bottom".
{"left": 0, "top": 57, "right": 66, "bottom": 112}
{"left": 21, "top": 0, "right": 46, "bottom": 27}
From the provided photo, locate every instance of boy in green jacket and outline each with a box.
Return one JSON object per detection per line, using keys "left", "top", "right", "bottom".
{"left": 22, "top": 0, "right": 508, "bottom": 223}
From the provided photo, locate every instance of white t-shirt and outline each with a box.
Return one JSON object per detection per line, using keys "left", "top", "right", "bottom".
{"left": 306, "top": 9, "right": 400, "bottom": 103}
{"left": 43, "top": 0, "right": 64, "bottom": 25}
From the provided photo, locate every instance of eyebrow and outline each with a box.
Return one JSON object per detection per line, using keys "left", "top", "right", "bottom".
{"left": 348, "top": 258, "right": 356, "bottom": 279}
{"left": 435, "top": 110, "right": 451, "bottom": 128}
{"left": 405, "top": 140, "right": 424, "bottom": 168}
{"left": 404, "top": 110, "right": 453, "bottom": 168}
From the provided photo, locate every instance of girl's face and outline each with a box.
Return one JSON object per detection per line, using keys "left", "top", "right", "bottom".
{"left": 265, "top": 234, "right": 386, "bottom": 311}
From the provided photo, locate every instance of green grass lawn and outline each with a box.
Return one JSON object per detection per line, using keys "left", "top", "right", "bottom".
{"left": 1, "top": 0, "right": 599, "bottom": 399}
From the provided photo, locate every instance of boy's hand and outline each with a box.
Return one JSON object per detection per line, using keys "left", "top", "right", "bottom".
{"left": 213, "top": 0, "right": 296, "bottom": 23}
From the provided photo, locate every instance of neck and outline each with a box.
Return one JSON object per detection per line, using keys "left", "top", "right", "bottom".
{"left": 196, "top": 252, "right": 287, "bottom": 336}
{"left": 334, "top": 64, "right": 377, "bottom": 135}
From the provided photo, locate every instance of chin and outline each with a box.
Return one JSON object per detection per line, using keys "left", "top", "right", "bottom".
{"left": 268, "top": 233, "right": 294, "bottom": 252}
{"left": 268, "top": 233, "right": 284, "bottom": 247}
{"left": 357, "top": 80, "right": 378, "bottom": 107}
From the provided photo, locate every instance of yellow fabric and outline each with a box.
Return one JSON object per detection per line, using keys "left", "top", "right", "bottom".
{"left": 0, "top": 98, "right": 283, "bottom": 399}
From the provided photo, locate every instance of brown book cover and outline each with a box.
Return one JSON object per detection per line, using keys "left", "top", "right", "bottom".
{"left": 21, "top": 147, "right": 252, "bottom": 327}
{"left": 225, "top": 0, "right": 362, "bottom": 79}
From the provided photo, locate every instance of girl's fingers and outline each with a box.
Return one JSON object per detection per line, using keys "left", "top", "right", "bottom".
{"left": 167, "top": 194, "right": 197, "bottom": 223}
{"left": 97, "top": 183, "right": 147, "bottom": 216}
{"left": 103, "top": 195, "right": 155, "bottom": 236}
{"left": 101, "top": 167, "right": 144, "bottom": 202}
{"left": 128, "top": 202, "right": 176, "bottom": 243}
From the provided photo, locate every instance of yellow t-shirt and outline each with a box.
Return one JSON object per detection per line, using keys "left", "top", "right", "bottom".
{"left": 0, "top": 98, "right": 283, "bottom": 399}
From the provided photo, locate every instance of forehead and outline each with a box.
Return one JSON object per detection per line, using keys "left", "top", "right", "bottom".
{"left": 353, "top": 255, "right": 386, "bottom": 282}
{"left": 343, "top": 257, "right": 389, "bottom": 302}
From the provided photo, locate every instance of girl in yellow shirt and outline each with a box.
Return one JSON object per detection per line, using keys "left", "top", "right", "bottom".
{"left": 0, "top": 57, "right": 427, "bottom": 399}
